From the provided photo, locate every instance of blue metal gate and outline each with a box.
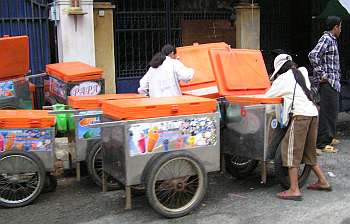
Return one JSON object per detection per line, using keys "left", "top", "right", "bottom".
{"left": 0, "top": 0, "right": 50, "bottom": 75}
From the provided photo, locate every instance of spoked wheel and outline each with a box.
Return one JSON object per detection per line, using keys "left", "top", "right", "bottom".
{"left": 0, "top": 152, "right": 46, "bottom": 208}
{"left": 274, "top": 147, "right": 311, "bottom": 189}
{"left": 224, "top": 154, "right": 259, "bottom": 179}
{"left": 145, "top": 151, "right": 207, "bottom": 218}
{"left": 87, "top": 143, "right": 122, "bottom": 190}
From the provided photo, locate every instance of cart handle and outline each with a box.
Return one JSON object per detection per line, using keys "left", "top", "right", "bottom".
{"left": 73, "top": 111, "right": 103, "bottom": 118}
{"left": 86, "top": 120, "right": 126, "bottom": 128}
{"left": 48, "top": 109, "right": 82, "bottom": 115}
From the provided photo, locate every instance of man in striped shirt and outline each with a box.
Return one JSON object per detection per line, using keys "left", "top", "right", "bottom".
{"left": 308, "top": 16, "right": 342, "bottom": 153}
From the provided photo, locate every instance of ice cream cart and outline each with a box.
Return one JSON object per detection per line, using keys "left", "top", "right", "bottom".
{"left": 0, "top": 35, "right": 33, "bottom": 109}
{"left": 91, "top": 96, "right": 220, "bottom": 218}
{"left": 45, "top": 61, "right": 105, "bottom": 105}
{"left": 0, "top": 110, "right": 56, "bottom": 208}
{"left": 176, "top": 43, "right": 311, "bottom": 187}
{"left": 62, "top": 93, "right": 147, "bottom": 189}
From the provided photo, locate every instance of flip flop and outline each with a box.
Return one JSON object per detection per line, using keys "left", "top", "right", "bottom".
{"left": 331, "top": 138, "right": 340, "bottom": 146}
{"left": 307, "top": 182, "right": 332, "bottom": 192}
{"left": 322, "top": 145, "right": 338, "bottom": 153}
{"left": 277, "top": 191, "right": 303, "bottom": 201}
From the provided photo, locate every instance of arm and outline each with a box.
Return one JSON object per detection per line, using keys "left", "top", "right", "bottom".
{"left": 265, "top": 76, "right": 288, "bottom": 98}
{"left": 137, "top": 71, "right": 150, "bottom": 95}
{"left": 308, "top": 37, "right": 329, "bottom": 79}
{"left": 173, "top": 60, "right": 194, "bottom": 82}
{"left": 298, "top": 67, "right": 311, "bottom": 89}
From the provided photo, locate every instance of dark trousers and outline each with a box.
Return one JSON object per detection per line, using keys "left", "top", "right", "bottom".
{"left": 317, "top": 82, "right": 339, "bottom": 148}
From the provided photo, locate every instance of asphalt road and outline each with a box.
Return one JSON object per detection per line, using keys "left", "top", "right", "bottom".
{"left": 2, "top": 113, "right": 350, "bottom": 224}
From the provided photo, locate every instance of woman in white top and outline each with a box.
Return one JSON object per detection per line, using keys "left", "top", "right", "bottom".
{"left": 138, "top": 45, "right": 194, "bottom": 98}
{"left": 265, "top": 54, "right": 331, "bottom": 201}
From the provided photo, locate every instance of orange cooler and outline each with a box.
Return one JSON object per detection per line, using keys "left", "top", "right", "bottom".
{"left": 176, "top": 42, "right": 229, "bottom": 98}
{"left": 68, "top": 93, "right": 147, "bottom": 110}
{"left": 102, "top": 95, "right": 217, "bottom": 120}
{"left": 46, "top": 62, "right": 105, "bottom": 104}
{"left": 0, "top": 110, "right": 56, "bottom": 170}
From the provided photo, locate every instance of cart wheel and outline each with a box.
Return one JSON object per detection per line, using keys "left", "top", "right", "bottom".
{"left": 145, "top": 151, "right": 207, "bottom": 218}
{"left": 274, "top": 147, "right": 311, "bottom": 189}
{"left": 87, "top": 143, "right": 122, "bottom": 190}
{"left": 224, "top": 154, "right": 259, "bottom": 179}
{"left": 42, "top": 174, "right": 58, "bottom": 193}
{"left": 0, "top": 151, "right": 46, "bottom": 208}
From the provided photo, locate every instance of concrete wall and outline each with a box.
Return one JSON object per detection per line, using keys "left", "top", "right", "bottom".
{"left": 56, "top": 0, "right": 96, "bottom": 66}
{"left": 235, "top": 5, "right": 260, "bottom": 49}
{"left": 93, "top": 2, "right": 116, "bottom": 93}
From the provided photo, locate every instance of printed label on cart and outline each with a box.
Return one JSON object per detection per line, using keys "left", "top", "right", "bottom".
{"left": 128, "top": 117, "right": 217, "bottom": 156}
{"left": 70, "top": 81, "right": 101, "bottom": 97}
{"left": 0, "top": 129, "right": 54, "bottom": 152}
{"left": 0, "top": 80, "right": 15, "bottom": 99}
{"left": 49, "top": 77, "right": 67, "bottom": 100}
{"left": 77, "top": 111, "right": 101, "bottom": 139}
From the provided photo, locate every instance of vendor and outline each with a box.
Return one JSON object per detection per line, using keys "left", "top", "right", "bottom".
{"left": 265, "top": 54, "right": 331, "bottom": 201}
{"left": 138, "top": 44, "right": 194, "bottom": 98}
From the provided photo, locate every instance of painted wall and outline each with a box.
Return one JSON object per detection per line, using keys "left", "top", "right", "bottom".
{"left": 56, "top": 0, "right": 95, "bottom": 66}
{"left": 235, "top": 5, "right": 260, "bottom": 49}
{"left": 93, "top": 2, "right": 116, "bottom": 93}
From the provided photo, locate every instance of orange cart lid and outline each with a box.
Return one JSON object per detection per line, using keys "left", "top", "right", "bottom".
{"left": 0, "top": 110, "right": 56, "bottom": 128}
{"left": 0, "top": 35, "right": 29, "bottom": 79}
{"left": 102, "top": 95, "right": 217, "bottom": 120}
{"left": 46, "top": 61, "right": 103, "bottom": 82}
{"left": 68, "top": 93, "right": 147, "bottom": 109}
{"left": 209, "top": 48, "right": 271, "bottom": 96}
{"left": 176, "top": 42, "right": 229, "bottom": 98}
{"left": 225, "top": 95, "right": 283, "bottom": 104}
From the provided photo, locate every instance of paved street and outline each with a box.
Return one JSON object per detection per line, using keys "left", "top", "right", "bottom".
{"left": 2, "top": 113, "right": 350, "bottom": 224}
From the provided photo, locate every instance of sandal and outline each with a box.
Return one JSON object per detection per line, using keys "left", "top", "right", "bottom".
{"left": 307, "top": 182, "right": 332, "bottom": 191}
{"left": 277, "top": 191, "right": 303, "bottom": 201}
{"left": 322, "top": 145, "right": 338, "bottom": 153}
{"left": 331, "top": 138, "right": 340, "bottom": 146}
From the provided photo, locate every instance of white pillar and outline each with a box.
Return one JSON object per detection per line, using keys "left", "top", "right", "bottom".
{"left": 56, "top": 0, "right": 95, "bottom": 66}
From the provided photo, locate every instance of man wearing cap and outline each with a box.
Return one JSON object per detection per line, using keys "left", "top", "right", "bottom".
{"left": 266, "top": 54, "right": 331, "bottom": 201}
{"left": 308, "top": 16, "right": 342, "bottom": 153}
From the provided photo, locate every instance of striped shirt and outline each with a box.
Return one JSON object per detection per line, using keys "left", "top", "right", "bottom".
{"left": 308, "top": 31, "right": 341, "bottom": 92}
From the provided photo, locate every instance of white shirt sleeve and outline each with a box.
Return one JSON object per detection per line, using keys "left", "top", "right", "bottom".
{"left": 264, "top": 75, "right": 288, "bottom": 97}
{"left": 138, "top": 70, "right": 151, "bottom": 95}
{"left": 173, "top": 60, "right": 194, "bottom": 83}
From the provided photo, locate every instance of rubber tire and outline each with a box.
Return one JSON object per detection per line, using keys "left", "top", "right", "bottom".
{"left": 274, "top": 147, "right": 312, "bottom": 189}
{"left": 0, "top": 151, "right": 46, "bottom": 208}
{"left": 42, "top": 174, "right": 58, "bottom": 193}
{"left": 86, "top": 142, "right": 122, "bottom": 190}
{"left": 224, "top": 154, "right": 259, "bottom": 179}
{"left": 144, "top": 151, "right": 207, "bottom": 218}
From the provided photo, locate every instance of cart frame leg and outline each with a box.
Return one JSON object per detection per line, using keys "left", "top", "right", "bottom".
{"left": 261, "top": 161, "right": 267, "bottom": 184}
{"left": 125, "top": 186, "right": 132, "bottom": 210}
{"left": 102, "top": 170, "right": 108, "bottom": 192}
{"left": 76, "top": 161, "right": 81, "bottom": 181}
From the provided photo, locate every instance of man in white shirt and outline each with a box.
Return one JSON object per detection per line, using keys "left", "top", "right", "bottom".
{"left": 138, "top": 45, "right": 194, "bottom": 98}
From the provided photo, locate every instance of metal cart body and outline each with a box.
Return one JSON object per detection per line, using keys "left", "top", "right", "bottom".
{"left": 101, "top": 113, "right": 220, "bottom": 186}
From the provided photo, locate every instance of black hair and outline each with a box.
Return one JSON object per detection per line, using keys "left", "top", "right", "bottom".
{"left": 148, "top": 52, "right": 166, "bottom": 68}
{"left": 325, "top": 16, "right": 342, "bottom": 31}
{"left": 161, "top": 44, "right": 176, "bottom": 56}
{"left": 277, "top": 60, "right": 297, "bottom": 75}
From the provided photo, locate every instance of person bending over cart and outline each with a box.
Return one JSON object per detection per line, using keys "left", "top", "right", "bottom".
{"left": 266, "top": 54, "right": 331, "bottom": 201}
{"left": 138, "top": 44, "right": 194, "bottom": 97}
